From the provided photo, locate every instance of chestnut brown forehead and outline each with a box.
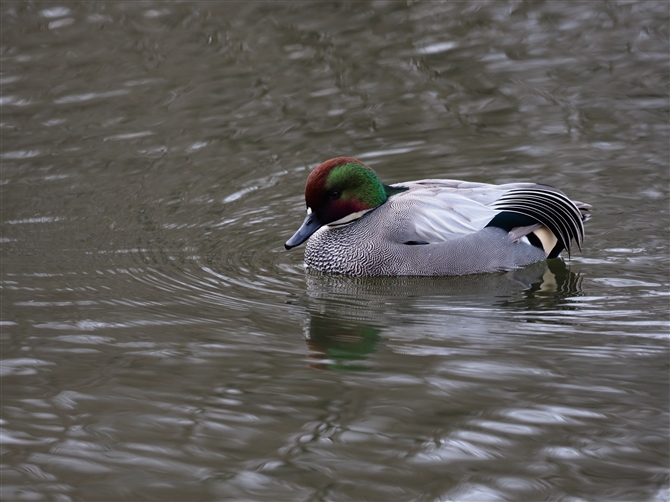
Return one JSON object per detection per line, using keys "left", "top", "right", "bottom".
{"left": 304, "top": 157, "right": 363, "bottom": 207}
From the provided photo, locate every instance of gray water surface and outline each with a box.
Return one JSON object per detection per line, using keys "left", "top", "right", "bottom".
{"left": 2, "top": 2, "right": 669, "bottom": 501}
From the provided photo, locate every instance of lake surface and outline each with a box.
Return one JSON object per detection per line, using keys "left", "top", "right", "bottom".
{"left": 2, "top": 1, "right": 668, "bottom": 500}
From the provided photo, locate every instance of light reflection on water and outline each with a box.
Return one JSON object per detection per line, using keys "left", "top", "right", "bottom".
{"left": 2, "top": 1, "right": 668, "bottom": 500}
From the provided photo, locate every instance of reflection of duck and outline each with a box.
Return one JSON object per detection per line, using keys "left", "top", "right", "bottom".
{"left": 303, "top": 260, "right": 583, "bottom": 370}
{"left": 286, "top": 157, "right": 591, "bottom": 276}
{"left": 305, "top": 314, "right": 381, "bottom": 371}
{"left": 511, "top": 258, "right": 585, "bottom": 310}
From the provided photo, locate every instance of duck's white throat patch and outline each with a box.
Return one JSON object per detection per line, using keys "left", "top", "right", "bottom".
{"left": 327, "top": 208, "right": 373, "bottom": 227}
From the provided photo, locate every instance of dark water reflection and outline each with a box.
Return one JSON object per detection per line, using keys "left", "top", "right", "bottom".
{"left": 303, "top": 261, "right": 584, "bottom": 370}
{"left": 2, "top": 1, "right": 668, "bottom": 501}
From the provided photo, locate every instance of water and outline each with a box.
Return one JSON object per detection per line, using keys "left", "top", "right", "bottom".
{"left": 2, "top": 1, "right": 668, "bottom": 500}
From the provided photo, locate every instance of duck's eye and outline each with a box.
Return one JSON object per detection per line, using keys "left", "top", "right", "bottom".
{"left": 329, "top": 190, "right": 340, "bottom": 200}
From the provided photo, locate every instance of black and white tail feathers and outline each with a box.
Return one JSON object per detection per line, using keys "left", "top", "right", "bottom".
{"left": 487, "top": 186, "right": 591, "bottom": 258}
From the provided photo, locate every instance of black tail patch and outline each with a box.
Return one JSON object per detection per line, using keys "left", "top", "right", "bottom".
{"left": 487, "top": 187, "right": 587, "bottom": 256}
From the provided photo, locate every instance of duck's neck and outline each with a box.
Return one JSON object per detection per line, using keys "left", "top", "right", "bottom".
{"left": 384, "top": 184, "right": 408, "bottom": 199}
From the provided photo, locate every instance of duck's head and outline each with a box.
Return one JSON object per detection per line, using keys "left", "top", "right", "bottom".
{"left": 285, "top": 157, "right": 394, "bottom": 249}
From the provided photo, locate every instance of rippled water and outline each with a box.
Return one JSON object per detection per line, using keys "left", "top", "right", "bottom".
{"left": 2, "top": 1, "right": 668, "bottom": 500}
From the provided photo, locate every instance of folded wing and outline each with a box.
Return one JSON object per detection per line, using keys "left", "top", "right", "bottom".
{"left": 388, "top": 180, "right": 590, "bottom": 257}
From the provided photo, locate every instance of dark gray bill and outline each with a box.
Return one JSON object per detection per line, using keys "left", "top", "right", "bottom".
{"left": 284, "top": 212, "right": 323, "bottom": 249}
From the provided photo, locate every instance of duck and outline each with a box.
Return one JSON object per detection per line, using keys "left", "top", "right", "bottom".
{"left": 285, "top": 157, "right": 591, "bottom": 277}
